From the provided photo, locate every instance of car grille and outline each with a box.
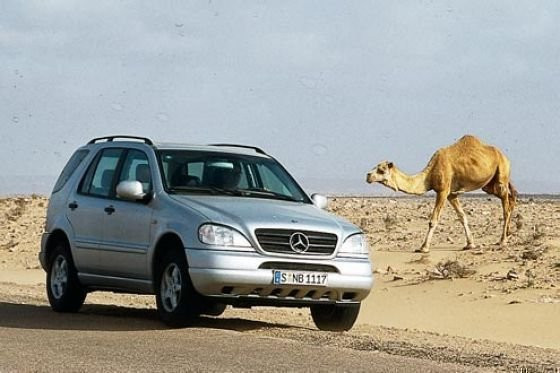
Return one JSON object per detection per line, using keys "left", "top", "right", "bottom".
{"left": 255, "top": 229, "right": 338, "bottom": 256}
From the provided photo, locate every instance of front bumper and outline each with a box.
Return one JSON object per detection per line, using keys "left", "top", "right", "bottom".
{"left": 186, "top": 249, "right": 373, "bottom": 305}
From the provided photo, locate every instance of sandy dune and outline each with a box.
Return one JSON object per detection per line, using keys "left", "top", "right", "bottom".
{"left": 0, "top": 195, "right": 559, "bottom": 370}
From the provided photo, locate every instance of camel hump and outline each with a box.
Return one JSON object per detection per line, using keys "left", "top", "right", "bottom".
{"left": 457, "top": 135, "right": 483, "bottom": 145}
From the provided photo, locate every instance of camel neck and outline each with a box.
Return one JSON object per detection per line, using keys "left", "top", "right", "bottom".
{"left": 391, "top": 167, "right": 430, "bottom": 195}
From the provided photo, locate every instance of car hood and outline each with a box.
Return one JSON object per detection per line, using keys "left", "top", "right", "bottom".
{"left": 169, "top": 194, "right": 360, "bottom": 239}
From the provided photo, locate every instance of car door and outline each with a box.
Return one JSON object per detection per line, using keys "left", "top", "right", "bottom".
{"left": 67, "top": 148, "right": 124, "bottom": 274}
{"left": 98, "top": 149, "right": 154, "bottom": 279}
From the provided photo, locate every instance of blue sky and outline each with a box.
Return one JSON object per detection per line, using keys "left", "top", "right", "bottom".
{"left": 1, "top": 1, "right": 559, "bottom": 195}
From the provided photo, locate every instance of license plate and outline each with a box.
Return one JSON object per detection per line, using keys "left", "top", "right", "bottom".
{"left": 272, "top": 271, "right": 328, "bottom": 286}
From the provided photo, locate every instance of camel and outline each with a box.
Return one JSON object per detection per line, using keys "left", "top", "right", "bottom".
{"left": 366, "top": 135, "right": 517, "bottom": 253}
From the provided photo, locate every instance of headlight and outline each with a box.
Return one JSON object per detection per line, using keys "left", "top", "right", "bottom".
{"left": 198, "top": 224, "right": 253, "bottom": 250}
{"left": 338, "top": 234, "right": 369, "bottom": 257}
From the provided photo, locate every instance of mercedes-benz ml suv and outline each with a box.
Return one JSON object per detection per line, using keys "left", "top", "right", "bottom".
{"left": 40, "top": 136, "right": 373, "bottom": 331}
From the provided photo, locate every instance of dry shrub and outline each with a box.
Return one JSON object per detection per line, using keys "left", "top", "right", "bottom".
{"left": 383, "top": 214, "right": 398, "bottom": 231}
{"left": 521, "top": 249, "right": 543, "bottom": 261}
{"left": 429, "top": 260, "right": 476, "bottom": 279}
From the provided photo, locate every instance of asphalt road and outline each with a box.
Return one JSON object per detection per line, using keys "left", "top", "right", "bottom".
{"left": 0, "top": 301, "right": 471, "bottom": 372}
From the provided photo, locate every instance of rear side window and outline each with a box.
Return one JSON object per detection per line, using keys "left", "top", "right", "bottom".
{"left": 80, "top": 148, "right": 124, "bottom": 198}
{"left": 52, "top": 149, "right": 90, "bottom": 193}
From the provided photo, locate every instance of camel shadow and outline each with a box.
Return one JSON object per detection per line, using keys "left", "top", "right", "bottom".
{"left": 0, "top": 302, "right": 296, "bottom": 333}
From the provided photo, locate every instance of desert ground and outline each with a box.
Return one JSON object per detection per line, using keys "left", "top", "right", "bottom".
{"left": 0, "top": 195, "right": 559, "bottom": 371}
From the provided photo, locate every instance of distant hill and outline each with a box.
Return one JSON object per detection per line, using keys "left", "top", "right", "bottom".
{"left": 0, "top": 175, "right": 56, "bottom": 196}
{"left": 0, "top": 174, "right": 558, "bottom": 197}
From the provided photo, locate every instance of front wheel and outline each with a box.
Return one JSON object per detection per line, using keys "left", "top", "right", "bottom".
{"left": 46, "top": 242, "right": 86, "bottom": 312}
{"left": 310, "top": 303, "right": 360, "bottom": 332}
{"left": 200, "top": 301, "right": 227, "bottom": 317}
{"left": 155, "top": 249, "right": 202, "bottom": 327}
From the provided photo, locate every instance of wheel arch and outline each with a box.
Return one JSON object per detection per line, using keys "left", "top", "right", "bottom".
{"left": 45, "top": 229, "right": 72, "bottom": 265}
{"left": 151, "top": 232, "right": 186, "bottom": 282}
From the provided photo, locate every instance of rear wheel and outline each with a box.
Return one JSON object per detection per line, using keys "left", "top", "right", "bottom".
{"left": 310, "top": 303, "right": 360, "bottom": 331}
{"left": 155, "top": 249, "right": 202, "bottom": 327}
{"left": 46, "top": 242, "right": 86, "bottom": 312}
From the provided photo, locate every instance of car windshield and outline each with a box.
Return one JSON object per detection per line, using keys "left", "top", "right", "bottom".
{"left": 157, "top": 150, "right": 310, "bottom": 203}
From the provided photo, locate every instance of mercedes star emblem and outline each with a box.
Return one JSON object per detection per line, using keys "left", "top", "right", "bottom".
{"left": 289, "top": 232, "right": 310, "bottom": 253}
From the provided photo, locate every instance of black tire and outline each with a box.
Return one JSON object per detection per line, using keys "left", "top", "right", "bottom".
{"left": 201, "top": 301, "right": 227, "bottom": 317}
{"left": 155, "top": 248, "right": 202, "bottom": 327}
{"left": 310, "top": 303, "right": 360, "bottom": 332}
{"left": 46, "top": 242, "right": 86, "bottom": 313}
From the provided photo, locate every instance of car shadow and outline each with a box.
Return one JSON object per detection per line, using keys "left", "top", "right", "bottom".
{"left": 0, "top": 301, "right": 297, "bottom": 333}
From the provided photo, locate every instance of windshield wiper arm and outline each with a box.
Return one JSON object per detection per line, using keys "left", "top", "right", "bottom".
{"left": 169, "top": 186, "right": 297, "bottom": 201}
{"left": 168, "top": 186, "right": 217, "bottom": 194}
{"left": 168, "top": 185, "right": 242, "bottom": 196}
{"left": 207, "top": 186, "right": 243, "bottom": 196}
{"left": 237, "top": 189, "right": 299, "bottom": 202}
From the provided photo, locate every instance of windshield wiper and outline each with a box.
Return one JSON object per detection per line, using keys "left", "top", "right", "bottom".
{"left": 236, "top": 189, "right": 300, "bottom": 202}
{"left": 207, "top": 186, "right": 243, "bottom": 196}
{"left": 168, "top": 186, "right": 299, "bottom": 201}
{"left": 167, "top": 186, "right": 241, "bottom": 196}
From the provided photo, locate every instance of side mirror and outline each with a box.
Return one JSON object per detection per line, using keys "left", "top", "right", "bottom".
{"left": 311, "top": 193, "right": 328, "bottom": 210}
{"left": 116, "top": 181, "right": 146, "bottom": 202}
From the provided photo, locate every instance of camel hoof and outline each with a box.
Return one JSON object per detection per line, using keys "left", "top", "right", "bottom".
{"left": 415, "top": 247, "right": 430, "bottom": 253}
{"left": 462, "top": 244, "right": 477, "bottom": 251}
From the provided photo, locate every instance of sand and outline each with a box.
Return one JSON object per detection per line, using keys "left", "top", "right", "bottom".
{"left": 0, "top": 195, "right": 559, "bottom": 369}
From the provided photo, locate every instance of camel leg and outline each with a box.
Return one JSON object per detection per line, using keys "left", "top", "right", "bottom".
{"left": 506, "top": 182, "right": 517, "bottom": 236}
{"left": 483, "top": 180, "right": 509, "bottom": 247}
{"left": 499, "top": 188, "right": 511, "bottom": 247}
{"left": 416, "top": 191, "right": 448, "bottom": 253}
{"left": 447, "top": 194, "right": 476, "bottom": 250}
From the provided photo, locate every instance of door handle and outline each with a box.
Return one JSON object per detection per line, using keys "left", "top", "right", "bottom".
{"left": 68, "top": 202, "right": 78, "bottom": 210}
{"left": 104, "top": 206, "right": 115, "bottom": 215}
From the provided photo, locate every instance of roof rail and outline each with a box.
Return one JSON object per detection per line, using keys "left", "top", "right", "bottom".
{"left": 88, "top": 135, "right": 154, "bottom": 145}
{"left": 209, "top": 143, "right": 267, "bottom": 155}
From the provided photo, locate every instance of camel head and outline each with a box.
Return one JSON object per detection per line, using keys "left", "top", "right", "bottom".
{"left": 366, "top": 161, "right": 398, "bottom": 191}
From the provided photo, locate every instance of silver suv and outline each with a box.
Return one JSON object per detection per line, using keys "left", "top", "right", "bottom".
{"left": 40, "top": 136, "right": 373, "bottom": 331}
